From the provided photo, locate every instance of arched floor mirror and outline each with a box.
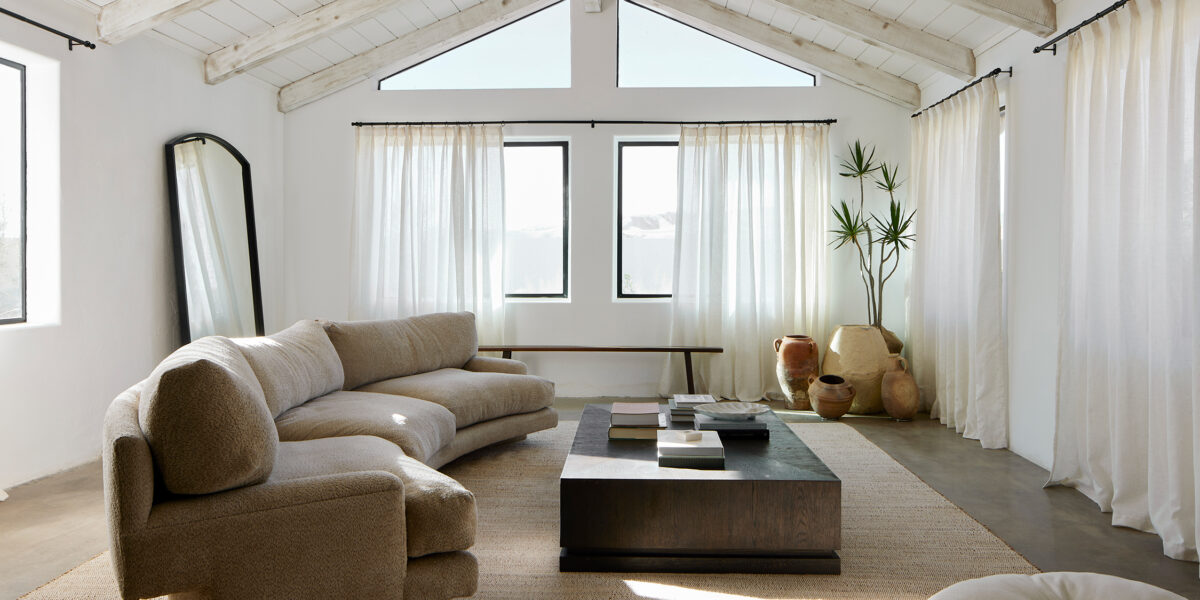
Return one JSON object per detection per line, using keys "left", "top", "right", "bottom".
{"left": 166, "top": 133, "right": 264, "bottom": 344}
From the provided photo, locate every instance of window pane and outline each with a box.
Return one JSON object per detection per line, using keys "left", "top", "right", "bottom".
{"left": 618, "top": 0, "right": 815, "bottom": 88}
{"left": 619, "top": 143, "right": 677, "bottom": 297}
{"left": 0, "top": 60, "right": 23, "bottom": 323}
{"left": 504, "top": 143, "right": 567, "bottom": 297}
{"left": 379, "top": 1, "right": 570, "bottom": 91}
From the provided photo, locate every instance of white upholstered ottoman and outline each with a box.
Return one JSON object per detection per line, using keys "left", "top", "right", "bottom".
{"left": 930, "top": 572, "right": 1186, "bottom": 600}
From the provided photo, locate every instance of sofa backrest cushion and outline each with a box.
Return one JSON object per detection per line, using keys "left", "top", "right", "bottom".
{"left": 323, "top": 312, "right": 478, "bottom": 390}
{"left": 138, "top": 336, "right": 278, "bottom": 495}
{"left": 234, "top": 320, "right": 346, "bottom": 417}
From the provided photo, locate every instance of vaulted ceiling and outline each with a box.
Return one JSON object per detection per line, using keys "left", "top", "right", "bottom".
{"left": 76, "top": 0, "right": 1055, "bottom": 112}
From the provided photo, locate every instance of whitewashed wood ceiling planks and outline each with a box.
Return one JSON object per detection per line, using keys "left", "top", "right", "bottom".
{"left": 82, "top": 0, "right": 1035, "bottom": 108}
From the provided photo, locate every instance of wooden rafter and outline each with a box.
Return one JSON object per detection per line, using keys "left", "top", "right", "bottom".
{"left": 278, "top": 0, "right": 559, "bottom": 112}
{"left": 98, "top": 0, "right": 219, "bottom": 44}
{"left": 635, "top": 0, "right": 919, "bottom": 107}
{"left": 944, "top": 0, "right": 1055, "bottom": 37}
{"left": 206, "top": 0, "right": 400, "bottom": 84}
{"left": 769, "top": 0, "right": 975, "bottom": 80}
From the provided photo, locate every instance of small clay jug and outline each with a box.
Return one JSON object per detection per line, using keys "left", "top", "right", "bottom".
{"left": 807, "top": 374, "right": 855, "bottom": 420}
{"left": 880, "top": 354, "right": 919, "bottom": 421}
{"left": 774, "top": 335, "right": 819, "bottom": 410}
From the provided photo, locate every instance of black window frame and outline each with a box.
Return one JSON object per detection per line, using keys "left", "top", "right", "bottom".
{"left": 503, "top": 140, "right": 569, "bottom": 299}
{"left": 0, "top": 56, "right": 26, "bottom": 326}
{"left": 616, "top": 140, "right": 678, "bottom": 299}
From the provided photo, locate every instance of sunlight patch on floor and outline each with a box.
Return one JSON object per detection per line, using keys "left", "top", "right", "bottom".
{"left": 624, "top": 580, "right": 766, "bottom": 600}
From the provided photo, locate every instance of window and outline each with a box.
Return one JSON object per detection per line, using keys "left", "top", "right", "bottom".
{"left": 379, "top": 1, "right": 570, "bottom": 91}
{"left": 617, "top": 0, "right": 815, "bottom": 88}
{"left": 504, "top": 142, "right": 568, "bottom": 298}
{"left": 617, "top": 142, "right": 677, "bottom": 298}
{"left": 0, "top": 57, "right": 25, "bottom": 324}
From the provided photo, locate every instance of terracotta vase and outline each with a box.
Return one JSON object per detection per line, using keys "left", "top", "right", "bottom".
{"left": 877, "top": 326, "right": 904, "bottom": 355}
{"left": 880, "top": 354, "right": 919, "bottom": 421}
{"left": 774, "top": 335, "right": 819, "bottom": 410}
{"left": 807, "top": 374, "right": 855, "bottom": 420}
{"left": 822, "top": 325, "right": 890, "bottom": 414}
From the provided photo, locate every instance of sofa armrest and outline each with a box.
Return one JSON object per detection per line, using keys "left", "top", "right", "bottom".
{"left": 128, "top": 471, "right": 407, "bottom": 599}
{"left": 464, "top": 355, "right": 528, "bottom": 375}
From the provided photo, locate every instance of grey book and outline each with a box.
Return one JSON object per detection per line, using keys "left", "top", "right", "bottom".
{"left": 694, "top": 414, "right": 769, "bottom": 430}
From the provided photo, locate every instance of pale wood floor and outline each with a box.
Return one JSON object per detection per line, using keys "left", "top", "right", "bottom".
{"left": 3, "top": 398, "right": 1198, "bottom": 599}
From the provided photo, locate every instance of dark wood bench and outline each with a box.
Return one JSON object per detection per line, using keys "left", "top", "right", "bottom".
{"left": 477, "top": 345, "right": 723, "bottom": 394}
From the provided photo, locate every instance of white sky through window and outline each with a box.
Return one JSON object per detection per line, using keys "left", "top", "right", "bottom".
{"left": 618, "top": 0, "right": 815, "bottom": 88}
{"left": 380, "top": 2, "right": 570, "bottom": 91}
{"left": 504, "top": 144, "right": 566, "bottom": 296}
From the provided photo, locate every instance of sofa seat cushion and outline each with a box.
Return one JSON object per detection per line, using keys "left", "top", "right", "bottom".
{"left": 234, "top": 320, "right": 345, "bottom": 417}
{"left": 274, "top": 391, "right": 456, "bottom": 463}
{"left": 929, "top": 573, "right": 1186, "bottom": 600}
{"left": 358, "top": 369, "right": 555, "bottom": 429}
{"left": 270, "top": 436, "right": 476, "bottom": 558}
{"left": 139, "top": 336, "right": 277, "bottom": 496}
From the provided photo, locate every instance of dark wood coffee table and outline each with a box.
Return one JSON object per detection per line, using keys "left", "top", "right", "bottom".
{"left": 559, "top": 404, "right": 841, "bottom": 574}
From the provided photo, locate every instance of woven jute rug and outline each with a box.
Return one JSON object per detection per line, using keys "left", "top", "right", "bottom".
{"left": 24, "top": 422, "right": 1036, "bottom": 599}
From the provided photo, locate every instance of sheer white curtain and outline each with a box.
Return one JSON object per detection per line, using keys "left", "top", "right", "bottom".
{"left": 659, "top": 124, "right": 829, "bottom": 401}
{"left": 908, "top": 78, "right": 1008, "bottom": 449}
{"left": 351, "top": 125, "right": 506, "bottom": 343}
{"left": 1048, "top": 0, "right": 1200, "bottom": 566}
{"left": 174, "top": 141, "right": 255, "bottom": 340}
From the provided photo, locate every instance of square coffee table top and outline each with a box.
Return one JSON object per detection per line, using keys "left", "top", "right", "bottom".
{"left": 561, "top": 403, "right": 840, "bottom": 483}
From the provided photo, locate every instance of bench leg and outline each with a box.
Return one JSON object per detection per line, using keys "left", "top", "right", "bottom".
{"left": 503, "top": 350, "right": 513, "bottom": 359}
{"left": 684, "top": 351, "right": 695, "bottom": 394}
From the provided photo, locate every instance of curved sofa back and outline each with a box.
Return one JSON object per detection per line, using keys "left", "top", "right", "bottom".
{"left": 322, "top": 312, "right": 479, "bottom": 390}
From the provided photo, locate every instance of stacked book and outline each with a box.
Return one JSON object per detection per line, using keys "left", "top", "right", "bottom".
{"left": 669, "top": 394, "right": 713, "bottom": 423}
{"left": 608, "top": 402, "right": 668, "bottom": 439}
{"left": 656, "top": 429, "right": 724, "bottom": 469}
{"left": 694, "top": 413, "right": 770, "bottom": 440}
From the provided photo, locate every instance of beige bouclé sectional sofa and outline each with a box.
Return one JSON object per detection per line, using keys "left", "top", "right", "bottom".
{"left": 102, "top": 311, "right": 557, "bottom": 600}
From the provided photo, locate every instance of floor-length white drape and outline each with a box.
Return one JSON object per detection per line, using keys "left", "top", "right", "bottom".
{"left": 1048, "top": 0, "right": 1200, "bottom": 567}
{"left": 175, "top": 141, "right": 255, "bottom": 340}
{"left": 659, "top": 124, "right": 829, "bottom": 401}
{"left": 351, "top": 125, "right": 506, "bottom": 343}
{"left": 908, "top": 78, "right": 1008, "bottom": 449}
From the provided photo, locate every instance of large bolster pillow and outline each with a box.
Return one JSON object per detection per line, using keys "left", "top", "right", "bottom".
{"left": 234, "top": 320, "right": 345, "bottom": 417}
{"left": 323, "top": 312, "right": 478, "bottom": 390}
{"left": 139, "top": 336, "right": 278, "bottom": 495}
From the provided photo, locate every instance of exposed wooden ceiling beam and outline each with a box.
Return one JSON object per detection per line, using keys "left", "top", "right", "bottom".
{"left": 769, "top": 0, "right": 975, "bottom": 80}
{"left": 635, "top": 0, "right": 919, "bottom": 107}
{"left": 278, "top": 0, "right": 559, "bottom": 112}
{"left": 98, "top": 0, "right": 219, "bottom": 44}
{"left": 943, "top": 0, "right": 1055, "bottom": 37}
{"left": 206, "top": 0, "right": 399, "bottom": 84}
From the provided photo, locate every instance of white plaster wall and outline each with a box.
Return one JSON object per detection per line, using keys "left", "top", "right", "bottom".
{"left": 280, "top": 0, "right": 912, "bottom": 398}
{"left": 0, "top": 0, "right": 284, "bottom": 490}
{"left": 919, "top": 0, "right": 1113, "bottom": 470}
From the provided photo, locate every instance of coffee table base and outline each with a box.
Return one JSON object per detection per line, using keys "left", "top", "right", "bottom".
{"left": 559, "top": 549, "right": 841, "bottom": 574}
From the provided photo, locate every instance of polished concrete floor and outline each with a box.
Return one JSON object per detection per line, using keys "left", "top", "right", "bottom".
{"left": 3, "top": 399, "right": 1199, "bottom": 599}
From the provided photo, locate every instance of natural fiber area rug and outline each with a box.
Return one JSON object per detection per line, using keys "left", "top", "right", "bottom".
{"left": 25, "top": 421, "right": 1036, "bottom": 599}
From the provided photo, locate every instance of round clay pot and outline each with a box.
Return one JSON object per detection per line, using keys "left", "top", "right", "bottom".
{"left": 774, "top": 335, "right": 819, "bottom": 410}
{"left": 807, "top": 374, "right": 854, "bottom": 420}
{"left": 822, "top": 325, "right": 890, "bottom": 414}
{"left": 880, "top": 353, "right": 919, "bottom": 421}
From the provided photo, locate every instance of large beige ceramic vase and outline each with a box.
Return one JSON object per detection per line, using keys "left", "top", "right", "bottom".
{"left": 822, "top": 325, "right": 890, "bottom": 414}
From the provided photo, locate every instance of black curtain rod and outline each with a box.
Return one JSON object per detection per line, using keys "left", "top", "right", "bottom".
{"left": 911, "top": 67, "right": 1011, "bottom": 118}
{"left": 0, "top": 7, "right": 95, "bottom": 51}
{"left": 1033, "top": 0, "right": 1129, "bottom": 56}
{"left": 352, "top": 119, "right": 837, "bottom": 127}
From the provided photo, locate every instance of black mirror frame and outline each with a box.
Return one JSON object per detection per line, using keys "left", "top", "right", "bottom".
{"left": 165, "top": 132, "right": 265, "bottom": 345}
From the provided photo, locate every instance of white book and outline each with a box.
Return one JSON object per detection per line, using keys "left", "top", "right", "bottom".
{"left": 656, "top": 429, "right": 724, "bottom": 457}
{"left": 671, "top": 394, "right": 714, "bottom": 409}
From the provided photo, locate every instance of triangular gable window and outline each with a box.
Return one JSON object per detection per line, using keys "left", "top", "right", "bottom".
{"left": 618, "top": 0, "right": 815, "bottom": 88}
{"left": 380, "top": 1, "right": 570, "bottom": 91}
